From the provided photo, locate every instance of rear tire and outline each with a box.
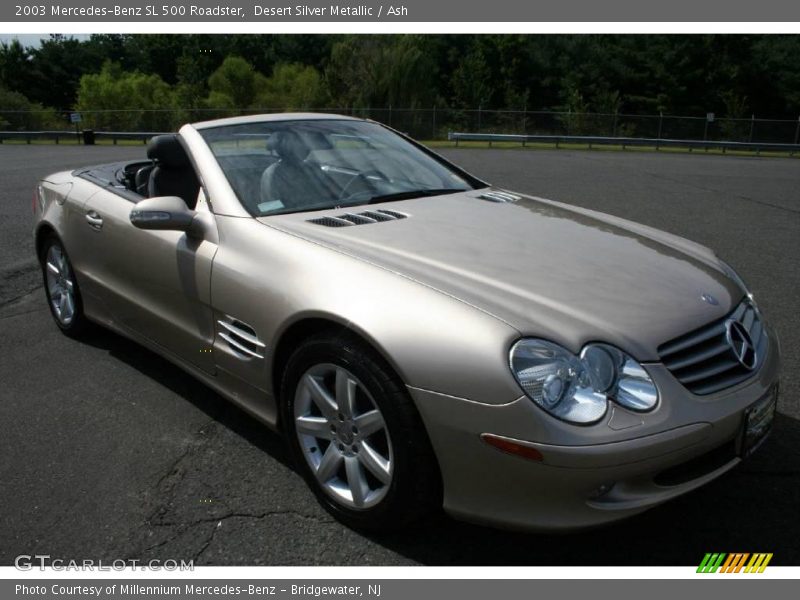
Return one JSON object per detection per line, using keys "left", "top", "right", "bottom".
{"left": 40, "top": 235, "right": 89, "bottom": 337}
{"left": 280, "top": 331, "right": 441, "bottom": 532}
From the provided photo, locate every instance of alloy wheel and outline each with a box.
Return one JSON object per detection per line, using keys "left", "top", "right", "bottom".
{"left": 293, "top": 363, "right": 394, "bottom": 510}
{"left": 44, "top": 244, "right": 76, "bottom": 326}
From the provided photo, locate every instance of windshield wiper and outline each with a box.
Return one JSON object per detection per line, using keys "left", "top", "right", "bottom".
{"left": 364, "top": 188, "right": 466, "bottom": 204}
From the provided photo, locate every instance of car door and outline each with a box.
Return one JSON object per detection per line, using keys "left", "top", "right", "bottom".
{"left": 73, "top": 185, "right": 217, "bottom": 374}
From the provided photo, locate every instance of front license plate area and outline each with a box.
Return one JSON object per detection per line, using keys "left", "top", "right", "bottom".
{"left": 741, "top": 386, "right": 778, "bottom": 458}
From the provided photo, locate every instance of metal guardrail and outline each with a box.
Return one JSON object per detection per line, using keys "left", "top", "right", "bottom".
{"left": 448, "top": 132, "right": 800, "bottom": 155}
{"left": 3, "top": 128, "right": 798, "bottom": 155}
{"left": 0, "top": 130, "right": 165, "bottom": 145}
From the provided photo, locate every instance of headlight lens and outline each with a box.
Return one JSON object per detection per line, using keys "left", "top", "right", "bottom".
{"left": 510, "top": 339, "right": 658, "bottom": 424}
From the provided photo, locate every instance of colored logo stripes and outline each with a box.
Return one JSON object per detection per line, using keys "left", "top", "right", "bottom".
{"left": 697, "top": 553, "right": 773, "bottom": 573}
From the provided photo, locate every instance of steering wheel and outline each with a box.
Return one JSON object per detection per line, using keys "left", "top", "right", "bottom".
{"left": 337, "top": 170, "right": 389, "bottom": 202}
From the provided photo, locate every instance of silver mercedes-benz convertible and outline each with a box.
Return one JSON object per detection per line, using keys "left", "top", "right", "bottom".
{"left": 33, "top": 113, "right": 780, "bottom": 531}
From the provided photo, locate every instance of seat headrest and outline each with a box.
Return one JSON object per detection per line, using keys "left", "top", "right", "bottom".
{"left": 147, "top": 134, "right": 190, "bottom": 168}
{"left": 266, "top": 130, "right": 311, "bottom": 162}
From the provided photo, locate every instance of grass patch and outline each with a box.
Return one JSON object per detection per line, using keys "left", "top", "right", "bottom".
{"left": 0, "top": 137, "right": 149, "bottom": 146}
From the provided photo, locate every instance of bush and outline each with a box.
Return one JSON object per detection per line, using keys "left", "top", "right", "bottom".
{"left": 0, "top": 87, "right": 62, "bottom": 130}
{"left": 75, "top": 62, "right": 177, "bottom": 131}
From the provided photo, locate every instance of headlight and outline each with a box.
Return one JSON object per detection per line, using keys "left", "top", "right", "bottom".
{"left": 510, "top": 339, "right": 658, "bottom": 424}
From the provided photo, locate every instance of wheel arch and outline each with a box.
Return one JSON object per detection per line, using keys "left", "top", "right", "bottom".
{"left": 270, "top": 313, "right": 412, "bottom": 421}
{"left": 273, "top": 312, "right": 445, "bottom": 523}
{"left": 34, "top": 222, "right": 59, "bottom": 262}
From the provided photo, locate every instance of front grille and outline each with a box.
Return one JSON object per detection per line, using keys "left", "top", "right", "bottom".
{"left": 658, "top": 300, "right": 766, "bottom": 395}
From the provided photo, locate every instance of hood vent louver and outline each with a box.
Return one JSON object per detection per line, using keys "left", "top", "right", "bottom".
{"left": 218, "top": 317, "right": 265, "bottom": 359}
{"left": 479, "top": 190, "right": 520, "bottom": 203}
{"left": 307, "top": 216, "right": 353, "bottom": 228}
{"left": 308, "top": 209, "right": 408, "bottom": 228}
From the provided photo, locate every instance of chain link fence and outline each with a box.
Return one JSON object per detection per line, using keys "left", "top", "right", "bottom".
{"left": 2, "top": 107, "right": 800, "bottom": 145}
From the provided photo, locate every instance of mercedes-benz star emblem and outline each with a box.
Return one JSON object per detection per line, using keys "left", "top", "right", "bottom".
{"left": 701, "top": 293, "right": 719, "bottom": 306}
{"left": 726, "top": 319, "right": 757, "bottom": 371}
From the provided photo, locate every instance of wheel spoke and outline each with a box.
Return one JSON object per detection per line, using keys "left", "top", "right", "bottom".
{"left": 345, "top": 455, "right": 370, "bottom": 507}
{"left": 64, "top": 279, "right": 74, "bottom": 292}
{"left": 63, "top": 292, "right": 75, "bottom": 320}
{"left": 46, "top": 261, "right": 60, "bottom": 276}
{"left": 52, "top": 248, "right": 63, "bottom": 272}
{"left": 358, "top": 441, "right": 392, "bottom": 484}
{"left": 354, "top": 409, "right": 384, "bottom": 437}
{"left": 296, "top": 415, "right": 334, "bottom": 440}
{"left": 315, "top": 443, "right": 343, "bottom": 483}
{"left": 58, "top": 293, "right": 67, "bottom": 315}
{"left": 335, "top": 367, "right": 358, "bottom": 419}
{"left": 304, "top": 374, "right": 338, "bottom": 420}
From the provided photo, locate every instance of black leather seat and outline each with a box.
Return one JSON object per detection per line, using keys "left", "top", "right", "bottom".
{"left": 134, "top": 164, "right": 154, "bottom": 196}
{"left": 259, "top": 130, "right": 336, "bottom": 211}
{"left": 145, "top": 135, "right": 200, "bottom": 209}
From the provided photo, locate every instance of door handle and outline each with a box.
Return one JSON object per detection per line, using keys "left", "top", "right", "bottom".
{"left": 85, "top": 211, "right": 103, "bottom": 229}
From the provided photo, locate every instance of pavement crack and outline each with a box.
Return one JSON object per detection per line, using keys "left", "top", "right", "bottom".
{"left": 153, "top": 509, "right": 332, "bottom": 529}
{"left": 573, "top": 151, "right": 800, "bottom": 215}
{"left": 642, "top": 170, "right": 800, "bottom": 215}
{"left": 133, "top": 510, "right": 331, "bottom": 563}
{"left": 192, "top": 521, "right": 221, "bottom": 564}
{"left": 0, "top": 301, "right": 46, "bottom": 320}
{"left": 144, "top": 419, "right": 219, "bottom": 525}
{"left": 0, "top": 259, "right": 39, "bottom": 306}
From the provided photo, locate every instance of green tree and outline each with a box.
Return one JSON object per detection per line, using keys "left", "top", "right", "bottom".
{"left": 451, "top": 47, "right": 493, "bottom": 109}
{"left": 206, "top": 56, "right": 267, "bottom": 110}
{"left": 0, "top": 86, "right": 61, "bottom": 130}
{"left": 75, "top": 62, "right": 176, "bottom": 131}
{"left": 257, "top": 63, "right": 327, "bottom": 110}
{"left": 325, "top": 36, "right": 438, "bottom": 109}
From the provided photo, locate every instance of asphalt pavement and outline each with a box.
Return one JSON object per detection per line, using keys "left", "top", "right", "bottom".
{"left": 0, "top": 144, "right": 798, "bottom": 566}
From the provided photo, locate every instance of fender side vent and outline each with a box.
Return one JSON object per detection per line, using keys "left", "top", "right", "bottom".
{"left": 218, "top": 317, "right": 265, "bottom": 359}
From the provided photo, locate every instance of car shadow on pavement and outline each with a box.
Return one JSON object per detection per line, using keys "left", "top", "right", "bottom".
{"left": 79, "top": 324, "right": 799, "bottom": 567}
{"left": 77, "top": 324, "right": 294, "bottom": 471}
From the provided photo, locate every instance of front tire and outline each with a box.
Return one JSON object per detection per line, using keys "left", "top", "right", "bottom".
{"left": 40, "top": 235, "right": 88, "bottom": 337}
{"left": 281, "top": 331, "right": 441, "bottom": 531}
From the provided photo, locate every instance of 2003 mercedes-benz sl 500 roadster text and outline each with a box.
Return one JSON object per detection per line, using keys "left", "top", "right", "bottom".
{"left": 34, "top": 114, "right": 780, "bottom": 531}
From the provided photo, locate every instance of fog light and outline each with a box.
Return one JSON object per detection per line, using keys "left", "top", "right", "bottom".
{"left": 589, "top": 482, "right": 615, "bottom": 499}
{"left": 481, "top": 433, "right": 544, "bottom": 462}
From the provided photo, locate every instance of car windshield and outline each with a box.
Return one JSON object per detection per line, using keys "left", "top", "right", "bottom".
{"left": 199, "top": 119, "right": 479, "bottom": 216}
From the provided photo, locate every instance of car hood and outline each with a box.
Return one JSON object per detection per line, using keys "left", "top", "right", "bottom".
{"left": 259, "top": 190, "right": 742, "bottom": 361}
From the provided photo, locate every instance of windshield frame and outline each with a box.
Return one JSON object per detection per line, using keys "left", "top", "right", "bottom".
{"left": 197, "top": 117, "right": 489, "bottom": 218}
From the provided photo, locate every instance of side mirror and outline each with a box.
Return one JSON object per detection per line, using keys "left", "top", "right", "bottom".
{"left": 130, "top": 196, "right": 197, "bottom": 234}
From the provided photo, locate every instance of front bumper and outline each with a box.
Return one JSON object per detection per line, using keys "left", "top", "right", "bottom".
{"left": 411, "top": 328, "right": 781, "bottom": 531}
